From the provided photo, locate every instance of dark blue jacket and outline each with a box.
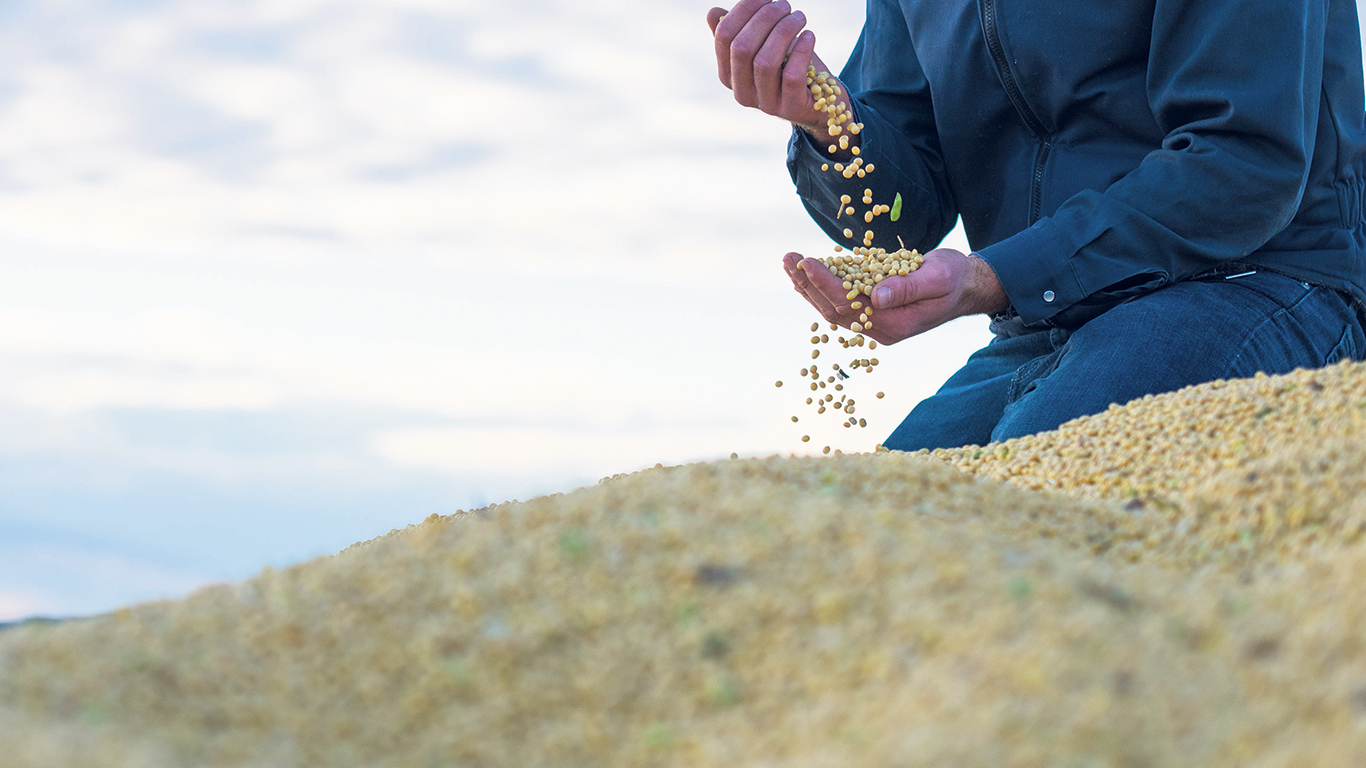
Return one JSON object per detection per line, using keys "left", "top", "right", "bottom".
{"left": 788, "top": 0, "right": 1366, "bottom": 327}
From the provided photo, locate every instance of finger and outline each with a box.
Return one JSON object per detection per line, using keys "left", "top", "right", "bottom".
{"left": 784, "top": 254, "right": 832, "bottom": 310}
{"left": 802, "top": 285, "right": 843, "bottom": 325}
{"left": 801, "top": 284, "right": 843, "bottom": 325}
{"left": 730, "top": 0, "right": 791, "bottom": 108}
{"left": 754, "top": 11, "right": 806, "bottom": 113}
{"left": 800, "top": 257, "right": 859, "bottom": 315}
{"left": 871, "top": 260, "right": 953, "bottom": 310}
{"left": 713, "top": 0, "right": 770, "bottom": 88}
{"left": 809, "top": 51, "right": 831, "bottom": 77}
{"left": 797, "top": 267, "right": 855, "bottom": 330}
{"left": 798, "top": 256, "right": 850, "bottom": 309}
{"left": 870, "top": 275, "right": 920, "bottom": 311}
{"left": 707, "top": 6, "right": 726, "bottom": 34}
{"left": 781, "top": 251, "right": 807, "bottom": 289}
{"left": 780, "top": 29, "right": 817, "bottom": 118}
{"left": 784, "top": 253, "right": 844, "bottom": 323}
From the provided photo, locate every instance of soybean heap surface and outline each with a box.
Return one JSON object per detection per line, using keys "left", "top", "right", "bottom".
{"left": 5, "top": 363, "right": 1366, "bottom": 767}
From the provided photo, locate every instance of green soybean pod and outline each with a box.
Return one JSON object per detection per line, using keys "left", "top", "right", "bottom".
{"left": 890, "top": 192, "right": 903, "bottom": 222}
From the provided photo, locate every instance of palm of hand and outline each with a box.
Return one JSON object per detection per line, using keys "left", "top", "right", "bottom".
{"left": 782, "top": 248, "right": 977, "bottom": 346}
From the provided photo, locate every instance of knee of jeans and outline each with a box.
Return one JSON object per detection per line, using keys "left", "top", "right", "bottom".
{"left": 883, "top": 409, "right": 994, "bottom": 452}
{"left": 883, "top": 421, "right": 939, "bottom": 452}
{"left": 882, "top": 417, "right": 946, "bottom": 452}
{"left": 989, "top": 409, "right": 1047, "bottom": 444}
{"left": 881, "top": 431, "right": 917, "bottom": 452}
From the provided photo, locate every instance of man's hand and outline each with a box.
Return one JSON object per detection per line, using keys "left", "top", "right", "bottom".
{"left": 707, "top": 1, "right": 837, "bottom": 141}
{"left": 782, "top": 249, "right": 1010, "bottom": 345}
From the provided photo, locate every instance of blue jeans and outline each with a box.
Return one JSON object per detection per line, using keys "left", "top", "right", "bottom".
{"left": 884, "top": 268, "right": 1366, "bottom": 451}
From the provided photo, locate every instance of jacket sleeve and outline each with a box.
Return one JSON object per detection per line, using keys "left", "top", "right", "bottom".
{"left": 977, "top": 0, "right": 1329, "bottom": 326}
{"left": 786, "top": 0, "right": 957, "bottom": 254}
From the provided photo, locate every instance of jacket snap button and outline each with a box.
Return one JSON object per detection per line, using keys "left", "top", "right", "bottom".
{"left": 1043, "top": 290, "right": 1055, "bottom": 302}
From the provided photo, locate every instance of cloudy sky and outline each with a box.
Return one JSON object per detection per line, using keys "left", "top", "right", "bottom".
{"left": 5, "top": 0, "right": 1361, "bottom": 621}
{"left": 0, "top": 0, "right": 998, "bottom": 620}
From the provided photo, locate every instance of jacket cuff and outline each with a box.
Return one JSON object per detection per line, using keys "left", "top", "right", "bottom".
{"left": 976, "top": 221, "right": 1087, "bottom": 325}
{"left": 786, "top": 97, "right": 864, "bottom": 191}
{"left": 786, "top": 125, "right": 829, "bottom": 180}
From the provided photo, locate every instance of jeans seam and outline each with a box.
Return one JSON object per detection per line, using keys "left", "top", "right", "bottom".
{"left": 1006, "top": 367, "right": 1027, "bottom": 403}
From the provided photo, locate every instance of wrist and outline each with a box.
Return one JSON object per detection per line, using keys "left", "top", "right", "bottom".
{"left": 795, "top": 119, "right": 831, "bottom": 143}
{"left": 795, "top": 121, "right": 851, "bottom": 159}
{"left": 966, "top": 253, "right": 1011, "bottom": 316}
{"left": 795, "top": 81, "right": 859, "bottom": 162}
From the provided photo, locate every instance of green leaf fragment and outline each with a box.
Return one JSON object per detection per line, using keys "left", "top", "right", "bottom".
{"left": 890, "top": 192, "right": 903, "bottom": 222}
{"left": 709, "top": 677, "right": 742, "bottom": 707}
{"left": 558, "top": 530, "right": 592, "bottom": 561}
{"left": 643, "top": 723, "right": 676, "bottom": 749}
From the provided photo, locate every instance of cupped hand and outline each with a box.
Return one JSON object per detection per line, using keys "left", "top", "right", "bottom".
{"left": 706, "top": 0, "right": 834, "bottom": 135}
{"left": 782, "top": 248, "right": 1010, "bottom": 345}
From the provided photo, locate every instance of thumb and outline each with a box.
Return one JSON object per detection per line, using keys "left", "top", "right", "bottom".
{"left": 872, "top": 260, "right": 953, "bottom": 309}
{"left": 871, "top": 275, "right": 921, "bottom": 310}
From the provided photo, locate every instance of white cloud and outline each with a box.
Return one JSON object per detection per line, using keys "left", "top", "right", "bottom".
{"left": 0, "top": 544, "right": 211, "bottom": 620}
{"left": 374, "top": 425, "right": 761, "bottom": 479}
{"left": 0, "top": 592, "right": 47, "bottom": 623}
{"left": 0, "top": 0, "right": 989, "bottom": 618}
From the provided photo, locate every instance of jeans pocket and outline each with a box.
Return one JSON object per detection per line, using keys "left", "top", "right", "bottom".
{"left": 1189, "top": 262, "right": 1257, "bottom": 282}
{"left": 1007, "top": 346, "right": 1068, "bottom": 404}
{"left": 1213, "top": 269, "right": 1318, "bottom": 313}
{"left": 1325, "top": 323, "right": 1361, "bottom": 364}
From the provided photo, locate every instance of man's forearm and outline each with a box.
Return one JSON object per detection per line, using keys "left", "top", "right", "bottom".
{"left": 793, "top": 75, "right": 859, "bottom": 163}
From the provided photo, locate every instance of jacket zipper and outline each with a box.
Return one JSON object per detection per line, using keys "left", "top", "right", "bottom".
{"left": 1030, "top": 139, "right": 1052, "bottom": 224}
{"left": 981, "top": 0, "right": 1051, "bottom": 224}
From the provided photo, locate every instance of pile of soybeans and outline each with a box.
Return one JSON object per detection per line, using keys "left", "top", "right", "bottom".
{"left": 5, "top": 360, "right": 1366, "bottom": 766}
